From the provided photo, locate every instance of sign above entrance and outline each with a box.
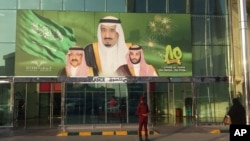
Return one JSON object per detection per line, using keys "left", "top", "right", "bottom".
{"left": 13, "top": 76, "right": 170, "bottom": 83}
{"left": 15, "top": 10, "right": 192, "bottom": 77}
{"left": 12, "top": 76, "right": 229, "bottom": 83}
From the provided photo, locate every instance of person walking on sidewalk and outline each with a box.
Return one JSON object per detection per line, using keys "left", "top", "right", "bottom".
{"left": 227, "top": 98, "right": 246, "bottom": 125}
{"left": 136, "top": 96, "right": 149, "bottom": 141}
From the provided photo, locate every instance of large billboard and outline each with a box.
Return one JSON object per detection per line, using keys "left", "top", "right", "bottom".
{"left": 15, "top": 10, "right": 192, "bottom": 77}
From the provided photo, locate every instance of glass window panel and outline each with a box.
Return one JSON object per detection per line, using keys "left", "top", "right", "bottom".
{"left": 18, "top": 0, "right": 40, "bottom": 9}
{"left": 210, "top": 16, "right": 229, "bottom": 45}
{"left": 190, "top": 0, "right": 205, "bottom": 14}
{"left": 192, "top": 46, "right": 210, "bottom": 76}
{"left": 195, "top": 83, "right": 230, "bottom": 123}
{"left": 135, "top": 0, "right": 146, "bottom": 13}
{"left": 148, "top": 0, "right": 166, "bottom": 13}
{"left": 0, "top": 83, "right": 12, "bottom": 126}
{"left": 210, "top": 46, "right": 229, "bottom": 76}
{"left": 207, "top": 0, "right": 228, "bottom": 15}
{"left": 169, "top": 0, "right": 186, "bottom": 13}
{"left": 192, "top": 45, "right": 229, "bottom": 76}
{"left": 41, "top": 0, "right": 63, "bottom": 10}
{"left": 0, "top": 10, "right": 16, "bottom": 42}
{"left": 63, "top": 0, "right": 85, "bottom": 11}
{"left": 191, "top": 15, "right": 206, "bottom": 45}
{"left": 191, "top": 0, "right": 228, "bottom": 15}
{"left": 64, "top": 83, "right": 142, "bottom": 124}
{"left": 192, "top": 15, "right": 229, "bottom": 46}
{"left": 127, "top": 0, "right": 135, "bottom": 13}
{"left": 107, "top": 0, "right": 126, "bottom": 12}
{"left": 85, "top": 0, "right": 105, "bottom": 12}
{"left": 0, "top": 0, "right": 17, "bottom": 9}
{"left": 65, "top": 83, "right": 87, "bottom": 124}
{"left": 0, "top": 43, "right": 15, "bottom": 76}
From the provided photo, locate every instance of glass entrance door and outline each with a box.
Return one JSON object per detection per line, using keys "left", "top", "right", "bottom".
{"left": 152, "top": 82, "right": 193, "bottom": 125}
{"left": 64, "top": 83, "right": 147, "bottom": 125}
{"left": 65, "top": 83, "right": 128, "bottom": 124}
{"left": 14, "top": 83, "right": 61, "bottom": 128}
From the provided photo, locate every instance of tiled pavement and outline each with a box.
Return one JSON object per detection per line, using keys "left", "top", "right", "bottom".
{"left": 0, "top": 124, "right": 229, "bottom": 137}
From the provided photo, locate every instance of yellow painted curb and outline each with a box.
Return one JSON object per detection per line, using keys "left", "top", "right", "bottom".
{"left": 102, "top": 131, "right": 115, "bottom": 136}
{"left": 57, "top": 132, "right": 68, "bottom": 136}
{"left": 116, "top": 131, "right": 127, "bottom": 136}
{"left": 79, "top": 131, "right": 91, "bottom": 136}
{"left": 210, "top": 129, "right": 221, "bottom": 134}
{"left": 153, "top": 131, "right": 159, "bottom": 135}
{"left": 141, "top": 131, "right": 149, "bottom": 135}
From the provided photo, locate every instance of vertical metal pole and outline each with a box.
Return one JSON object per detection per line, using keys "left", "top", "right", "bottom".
{"left": 192, "top": 83, "right": 198, "bottom": 126}
{"left": 125, "top": 84, "right": 129, "bottom": 123}
{"left": 125, "top": 0, "right": 127, "bottom": 12}
{"left": 205, "top": 0, "right": 213, "bottom": 122}
{"left": 166, "top": 0, "right": 169, "bottom": 13}
{"left": 147, "top": 82, "right": 151, "bottom": 125}
{"left": 24, "top": 83, "right": 27, "bottom": 129}
{"left": 49, "top": 83, "right": 53, "bottom": 128}
{"left": 105, "top": 0, "right": 107, "bottom": 12}
{"left": 186, "top": 0, "right": 190, "bottom": 13}
{"left": 10, "top": 82, "right": 14, "bottom": 128}
{"left": 83, "top": 87, "right": 86, "bottom": 124}
{"left": 105, "top": 84, "right": 107, "bottom": 123}
{"left": 61, "top": 82, "right": 65, "bottom": 131}
{"left": 169, "top": 83, "right": 173, "bottom": 125}
{"left": 227, "top": 0, "right": 236, "bottom": 100}
{"left": 238, "top": 0, "right": 249, "bottom": 125}
{"left": 172, "top": 83, "right": 175, "bottom": 126}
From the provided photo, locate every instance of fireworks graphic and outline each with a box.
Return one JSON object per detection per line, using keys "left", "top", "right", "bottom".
{"left": 143, "top": 36, "right": 157, "bottom": 48}
{"left": 140, "top": 15, "right": 173, "bottom": 64}
{"left": 141, "top": 15, "right": 174, "bottom": 63}
{"left": 148, "top": 15, "right": 172, "bottom": 39}
{"left": 143, "top": 15, "right": 173, "bottom": 51}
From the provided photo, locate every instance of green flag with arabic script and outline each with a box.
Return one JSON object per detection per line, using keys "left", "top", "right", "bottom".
{"left": 16, "top": 10, "right": 76, "bottom": 63}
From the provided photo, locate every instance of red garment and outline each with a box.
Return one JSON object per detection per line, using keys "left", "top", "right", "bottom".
{"left": 109, "top": 98, "right": 116, "bottom": 107}
{"left": 136, "top": 102, "right": 149, "bottom": 136}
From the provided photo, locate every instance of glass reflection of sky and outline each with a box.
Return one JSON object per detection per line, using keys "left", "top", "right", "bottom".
{"left": 0, "top": 44, "right": 15, "bottom": 66}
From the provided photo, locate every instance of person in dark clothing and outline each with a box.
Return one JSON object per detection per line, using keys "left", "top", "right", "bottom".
{"left": 227, "top": 98, "right": 246, "bottom": 125}
{"left": 136, "top": 96, "right": 149, "bottom": 141}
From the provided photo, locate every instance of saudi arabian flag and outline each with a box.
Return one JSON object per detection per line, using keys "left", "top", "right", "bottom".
{"left": 15, "top": 10, "right": 76, "bottom": 76}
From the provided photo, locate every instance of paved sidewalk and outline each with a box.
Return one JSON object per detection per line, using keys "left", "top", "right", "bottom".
{"left": 0, "top": 124, "right": 230, "bottom": 137}
{"left": 0, "top": 126, "right": 230, "bottom": 141}
{"left": 152, "top": 125, "right": 229, "bottom": 134}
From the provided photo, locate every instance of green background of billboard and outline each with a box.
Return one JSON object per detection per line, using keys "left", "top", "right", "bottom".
{"left": 15, "top": 10, "right": 191, "bottom": 76}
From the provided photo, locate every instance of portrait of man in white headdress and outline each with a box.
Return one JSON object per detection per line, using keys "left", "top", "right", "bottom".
{"left": 58, "top": 46, "right": 93, "bottom": 77}
{"left": 116, "top": 45, "right": 158, "bottom": 77}
{"left": 84, "top": 16, "right": 132, "bottom": 76}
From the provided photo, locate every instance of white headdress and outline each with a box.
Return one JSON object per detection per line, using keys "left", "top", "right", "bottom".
{"left": 97, "top": 16, "right": 128, "bottom": 76}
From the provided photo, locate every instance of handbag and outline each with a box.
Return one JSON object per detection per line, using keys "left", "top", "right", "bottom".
{"left": 223, "top": 115, "right": 231, "bottom": 125}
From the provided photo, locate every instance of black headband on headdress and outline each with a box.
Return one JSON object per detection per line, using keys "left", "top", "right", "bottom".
{"left": 129, "top": 46, "right": 142, "bottom": 50}
{"left": 99, "top": 19, "right": 121, "bottom": 23}
{"left": 69, "top": 47, "right": 84, "bottom": 51}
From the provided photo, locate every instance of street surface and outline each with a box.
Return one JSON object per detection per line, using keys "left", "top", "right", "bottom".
{"left": 0, "top": 125, "right": 230, "bottom": 141}
{"left": 0, "top": 133, "right": 229, "bottom": 141}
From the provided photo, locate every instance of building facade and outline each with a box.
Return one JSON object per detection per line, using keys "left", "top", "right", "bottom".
{"left": 0, "top": 0, "right": 249, "bottom": 129}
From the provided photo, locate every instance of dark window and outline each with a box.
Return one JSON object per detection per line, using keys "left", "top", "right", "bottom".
{"left": 191, "top": 0, "right": 227, "bottom": 15}
{"left": 169, "top": 0, "right": 187, "bottom": 13}
{"left": 148, "top": 0, "right": 166, "bottom": 13}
